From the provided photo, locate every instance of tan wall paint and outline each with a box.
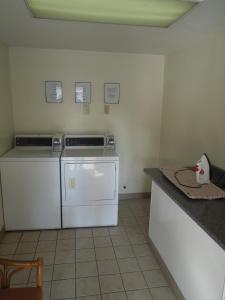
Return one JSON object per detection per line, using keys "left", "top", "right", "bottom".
{"left": 160, "top": 28, "right": 225, "bottom": 168}
{"left": 9, "top": 47, "right": 164, "bottom": 193}
{"left": 0, "top": 41, "right": 14, "bottom": 231}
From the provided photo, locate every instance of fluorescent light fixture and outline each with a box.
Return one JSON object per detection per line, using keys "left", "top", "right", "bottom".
{"left": 26, "top": 0, "right": 196, "bottom": 28}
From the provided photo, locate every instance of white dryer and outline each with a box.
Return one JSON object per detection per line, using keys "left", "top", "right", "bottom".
{"left": 0, "top": 135, "right": 62, "bottom": 231}
{"left": 61, "top": 134, "right": 119, "bottom": 228}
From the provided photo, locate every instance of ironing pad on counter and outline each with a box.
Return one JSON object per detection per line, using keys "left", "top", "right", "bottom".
{"left": 161, "top": 166, "right": 225, "bottom": 200}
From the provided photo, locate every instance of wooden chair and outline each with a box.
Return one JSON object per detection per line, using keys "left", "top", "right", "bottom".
{"left": 0, "top": 257, "right": 43, "bottom": 300}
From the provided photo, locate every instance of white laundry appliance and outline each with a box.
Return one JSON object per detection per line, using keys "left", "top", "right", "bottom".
{"left": 61, "top": 134, "right": 119, "bottom": 228}
{"left": 0, "top": 134, "right": 62, "bottom": 231}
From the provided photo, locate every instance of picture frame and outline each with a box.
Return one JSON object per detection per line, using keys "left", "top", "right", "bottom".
{"left": 75, "top": 82, "right": 91, "bottom": 104}
{"left": 45, "top": 81, "right": 63, "bottom": 103}
{"left": 104, "top": 83, "right": 120, "bottom": 104}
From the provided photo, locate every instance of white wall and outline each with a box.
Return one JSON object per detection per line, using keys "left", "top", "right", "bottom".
{"left": 9, "top": 48, "right": 165, "bottom": 193}
{"left": 0, "top": 41, "right": 14, "bottom": 231}
{"left": 160, "top": 27, "right": 225, "bottom": 168}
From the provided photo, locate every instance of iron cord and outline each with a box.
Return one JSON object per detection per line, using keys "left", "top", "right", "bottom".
{"left": 174, "top": 168, "right": 202, "bottom": 189}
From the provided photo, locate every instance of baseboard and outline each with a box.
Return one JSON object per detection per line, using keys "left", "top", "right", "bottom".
{"left": 0, "top": 225, "right": 5, "bottom": 242}
{"left": 148, "top": 237, "right": 185, "bottom": 300}
{"left": 119, "top": 192, "right": 150, "bottom": 200}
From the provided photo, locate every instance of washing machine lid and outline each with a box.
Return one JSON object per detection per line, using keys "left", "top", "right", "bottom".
{"left": 61, "top": 149, "right": 119, "bottom": 161}
{"left": 0, "top": 148, "right": 61, "bottom": 162}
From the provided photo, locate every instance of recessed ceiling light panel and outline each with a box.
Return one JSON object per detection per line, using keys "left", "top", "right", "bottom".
{"left": 26, "top": 0, "right": 197, "bottom": 28}
{"left": 185, "top": 0, "right": 204, "bottom": 3}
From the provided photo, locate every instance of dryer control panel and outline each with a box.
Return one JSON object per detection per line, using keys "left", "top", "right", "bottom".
{"left": 15, "top": 134, "right": 63, "bottom": 151}
{"left": 64, "top": 134, "right": 115, "bottom": 150}
{"left": 15, "top": 135, "right": 52, "bottom": 147}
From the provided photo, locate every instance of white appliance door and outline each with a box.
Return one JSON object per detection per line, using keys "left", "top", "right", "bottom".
{"left": 0, "top": 161, "right": 61, "bottom": 230}
{"left": 64, "top": 162, "right": 116, "bottom": 205}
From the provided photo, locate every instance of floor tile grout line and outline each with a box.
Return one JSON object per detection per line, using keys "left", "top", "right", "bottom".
{"left": 13, "top": 230, "right": 23, "bottom": 256}
{"left": 110, "top": 234, "right": 128, "bottom": 300}
{"left": 74, "top": 230, "right": 76, "bottom": 300}
{"left": 75, "top": 227, "right": 98, "bottom": 298}
{"left": 27, "top": 230, "right": 41, "bottom": 286}
{"left": 92, "top": 234, "right": 103, "bottom": 300}
{"left": 10, "top": 231, "right": 28, "bottom": 287}
{"left": 49, "top": 237, "right": 58, "bottom": 299}
{"left": 13, "top": 231, "right": 39, "bottom": 287}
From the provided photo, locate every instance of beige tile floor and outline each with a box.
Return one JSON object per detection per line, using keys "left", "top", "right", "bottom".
{"left": 0, "top": 199, "right": 177, "bottom": 300}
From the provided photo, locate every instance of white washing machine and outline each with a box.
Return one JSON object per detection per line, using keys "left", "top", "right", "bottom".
{"left": 0, "top": 134, "right": 62, "bottom": 231}
{"left": 61, "top": 134, "right": 119, "bottom": 228}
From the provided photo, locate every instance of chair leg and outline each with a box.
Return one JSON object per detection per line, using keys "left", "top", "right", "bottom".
{"left": 36, "top": 258, "right": 43, "bottom": 288}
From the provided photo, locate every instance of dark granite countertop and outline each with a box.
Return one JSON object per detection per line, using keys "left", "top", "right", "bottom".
{"left": 144, "top": 167, "right": 225, "bottom": 251}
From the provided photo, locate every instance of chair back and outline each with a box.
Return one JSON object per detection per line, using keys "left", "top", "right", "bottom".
{"left": 0, "top": 257, "right": 43, "bottom": 288}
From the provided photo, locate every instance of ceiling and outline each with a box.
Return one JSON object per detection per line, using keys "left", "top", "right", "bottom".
{"left": 0, "top": 0, "right": 225, "bottom": 54}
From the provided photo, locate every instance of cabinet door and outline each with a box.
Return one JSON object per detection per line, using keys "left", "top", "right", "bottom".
{"left": 149, "top": 181, "right": 225, "bottom": 300}
{"left": 64, "top": 162, "right": 116, "bottom": 205}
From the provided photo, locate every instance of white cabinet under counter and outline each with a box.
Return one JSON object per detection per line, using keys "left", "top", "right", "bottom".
{"left": 145, "top": 168, "right": 225, "bottom": 300}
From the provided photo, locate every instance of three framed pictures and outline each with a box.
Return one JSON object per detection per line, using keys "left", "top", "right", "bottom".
{"left": 45, "top": 81, "right": 120, "bottom": 104}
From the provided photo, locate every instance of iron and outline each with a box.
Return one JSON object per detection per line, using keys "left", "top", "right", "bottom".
{"left": 195, "top": 153, "right": 211, "bottom": 185}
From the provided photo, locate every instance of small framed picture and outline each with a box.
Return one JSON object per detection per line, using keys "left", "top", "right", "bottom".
{"left": 75, "top": 82, "right": 91, "bottom": 104}
{"left": 45, "top": 81, "right": 63, "bottom": 103}
{"left": 104, "top": 83, "right": 120, "bottom": 104}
